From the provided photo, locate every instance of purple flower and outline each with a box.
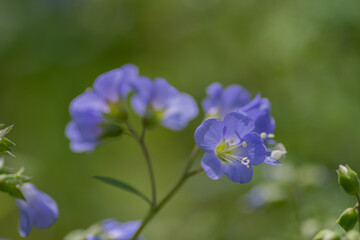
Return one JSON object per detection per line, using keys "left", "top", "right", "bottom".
{"left": 93, "top": 64, "right": 138, "bottom": 103}
{"left": 15, "top": 183, "right": 58, "bottom": 237}
{"left": 102, "top": 219, "right": 142, "bottom": 240}
{"left": 131, "top": 77, "right": 198, "bottom": 131}
{"left": 194, "top": 112, "right": 266, "bottom": 183}
{"left": 66, "top": 64, "right": 138, "bottom": 152}
{"left": 81, "top": 219, "right": 142, "bottom": 240}
{"left": 202, "top": 83, "right": 251, "bottom": 119}
{"left": 65, "top": 90, "right": 111, "bottom": 152}
{"left": 239, "top": 93, "right": 275, "bottom": 136}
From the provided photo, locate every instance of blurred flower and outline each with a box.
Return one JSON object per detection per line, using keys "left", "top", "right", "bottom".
{"left": 65, "top": 64, "right": 138, "bottom": 152}
{"left": 15, "top": 183, "right": 58, "bottom": 237}
{"left": 194, "top": 112, "right": 266, "bottom": 183}
{"left": 202, "top": 82, "right": 251, "bottom": 119}
{"left": 131, "top": 77, "right": 198, "bottom": 131}
{"left": 66, "top": 219, "right": 142, "bottom": 240}
{"left": 244, "top": 183, "right": 286, "bottom": 210}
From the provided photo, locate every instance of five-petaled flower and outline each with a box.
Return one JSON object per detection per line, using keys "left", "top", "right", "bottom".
{"left": 131, "top": 77, "right": 198, "bottom": 131}
{"left": 15, "top": 183, "right": 58, "bottom": 237}
{"left": 195, "top": 112, "right": 267, "bottom": 183}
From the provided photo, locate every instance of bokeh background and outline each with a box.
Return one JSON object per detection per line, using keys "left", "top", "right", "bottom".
{"left": 1, "top": 0, "right": 360, "bottom": 239}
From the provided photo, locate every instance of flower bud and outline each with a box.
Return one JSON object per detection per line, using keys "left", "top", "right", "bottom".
{"left": 346, "top": 230, "right": 360, "bottom": 240}
{"left": 337, "top": 208, "right": 358, "bottom": 232}
{"left": 313, "top": 230, "right": 341, "bottom": 240}
{"left": 337, "top": 165, "right": 360, "bottom": 195}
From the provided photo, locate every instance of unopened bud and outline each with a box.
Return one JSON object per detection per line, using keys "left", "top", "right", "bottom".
{"left": 337, "top": 208, "right": 358, "bottom": 232}
{"left": 337, "top": 165, "right": 360, "bottom": 195}
{"left": 313, "top": 229, "right": 341, "bottom": 240}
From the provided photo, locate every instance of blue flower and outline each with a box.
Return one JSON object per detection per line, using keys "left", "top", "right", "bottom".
{"left": 93, "top": 64, "right": 138, "bottom": 103}
{"left": 194, "top": 112, "right": 266, "bottom": 183}
{"left": 131, "top": 77, "right": 198, "bottom": 131}
{"left": 15, "top": 183, "right": 58, "bottom": 237}
{"left": 202, "top": 83, "right": 251, "bottom": 119}
{"left": 102, "top": 219, "right": 142, "bottom": 240}
{"left": 239, "top": 93, "right": 274, "bottom": 136}
{"left": 82, "top": 219, "right": 142, "bottom": 240}
{"left": 65, "top": 90, "right": 111, "bottom": 152}
{"left": 65, "top": 64, "right": 138, "bottom": 152}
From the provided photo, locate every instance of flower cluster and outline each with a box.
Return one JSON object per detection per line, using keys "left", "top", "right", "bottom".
{"left": 196, "top": 82, "right": 286, "bottom": 183}
{"left": 65, "top": 219, "right": 142, "bottom": 240}
{"left": 66, "top": 64, "right": 199, "bottom": 152}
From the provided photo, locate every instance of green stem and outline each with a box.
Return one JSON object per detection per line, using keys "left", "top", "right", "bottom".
{"left": 126, "top": 122, "right": 157, "bottom": 208}
{"left": 130, "top": 145, "right": 201, "bottom": 240}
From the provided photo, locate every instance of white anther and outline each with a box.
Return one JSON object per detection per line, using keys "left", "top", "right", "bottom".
{"left": 242, "top": 141, "right": 247, "bottom": 148}
{"left": 260, "top": 132, "right": 267, "bottom": 139}
{"left": 271, "top": 150, "right": 283, "bottom": 160}
{"left": 229, "top": 138, "right": 235, "bottom": 144}
{"left": 267, "top": 133, "right": 275, "bottom": 138}
{"left": 241, "top": 157, "right": 250, "bottom": 168}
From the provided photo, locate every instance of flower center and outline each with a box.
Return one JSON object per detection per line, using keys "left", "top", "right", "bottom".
{"left": 215, "top": 138, "right": 250, "bottom": 167}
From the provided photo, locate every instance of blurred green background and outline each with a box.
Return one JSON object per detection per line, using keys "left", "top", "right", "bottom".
{"left": 1, "top": 0, "right": 360, "bottom": 239}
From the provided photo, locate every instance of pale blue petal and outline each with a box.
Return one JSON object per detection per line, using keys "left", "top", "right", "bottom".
{"left": 161, "top": 93, "right": 198, "bottom": 131}
{"left": 223, "top": 161, "right": 253, "bottom": 183}
{"left": 264, "top": 157, "right": 282, "bottom": 165}
{"left": 241, "top": 133, "right": 266, "bottom": 165}
{"left": 201, "top": 152, "right": 224, "bottom": 180}
{"left": 194, "top": 118, "right": 223, "bottom": 151}
{"left": 223, "top": 112, "right": 255, "bottom": 140}
{"left": 93, "top": 68, "right": 123, "bottom": 102}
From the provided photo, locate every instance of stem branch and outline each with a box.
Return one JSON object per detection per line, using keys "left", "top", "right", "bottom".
{"left": 130, "top": 145, "right": 201, "bottom": 240}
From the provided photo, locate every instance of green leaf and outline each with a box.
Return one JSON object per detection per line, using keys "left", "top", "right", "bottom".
{"left": 93, "top": 176, "right": 151, "bottom": 205}
{"left": 0, "top": 168, "right": 31, "bottom": 200}
{"left": 0, "top": 124, "right": 13, "bottom": 138}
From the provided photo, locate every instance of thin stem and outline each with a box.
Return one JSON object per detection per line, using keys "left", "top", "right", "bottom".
{"left": 130, "top": 145, "right": 201, "bottom": 240}
{"left": 126, "top": 121, "right": 157, "bottom": 208}
{"left": 138, "top": 131, "right": 157, "bottom": 207}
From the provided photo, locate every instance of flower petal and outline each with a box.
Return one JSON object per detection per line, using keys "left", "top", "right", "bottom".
{"left": 222, "top": 85, "right": 251, "bottom": 110}
{"left": 69, "top": 91, "right": 109, "bottom": 117}
{"left": 223, "top": 161, "right": 253, "bottom": 183}
{"left": 264, "top": 157, "right": 282, "bottom": 165}
{"left": 241, "top": 132, "right": 266, "bottom": 165}
{"left": 201, "top": 152, "right": 224, "bottom": 180}
{"left": 16, "top": 200, "right": 34, "bottom": 237}
{"left": 223, "top": 112, "right": 255, "bottom": 140}
{"left": 194, "top": 118, "right": 223, "bottom": 151}
{"left": 93, "top": 68, "right": 123, "bottom": 102}
{"left": 152, "top": 78, "right": 178, "bottom": 109}
{"left": 161, "top": 93, "right": 199, "bottom": 131}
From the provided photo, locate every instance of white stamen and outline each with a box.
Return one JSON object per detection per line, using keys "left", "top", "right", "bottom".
{"left": 242, "top": 141, "right": 247, "bottom": 148}
{"left": 260, "top": 132, "right": 267, "bottom": 139}
{"left": 271, "top": 150, "right": 283, "bottom": 160}
{"left": 229, "top": 138, "right": 235, "bottom": 144}
{"left": 241, "top": 157, "right": 250, "bottom": 168}
{"left": 267, "top": 133, "right": 275, "bottom": 138}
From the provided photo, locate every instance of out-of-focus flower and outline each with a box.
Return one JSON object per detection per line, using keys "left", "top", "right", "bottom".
{"left": 194, "top": 112, "right": 266, "bottom": 183}
{"left": 65, "top": 64, "right": 138, "bottom": 152}
{"left": 244, "top": 183, "right": 286, "bottom": 210}
{"left": 15, "top": 183, "right": 58, "bottom": 237}
{"left": 102, "top": 219, "right": 142, "bottom": 240}
{"left": 202, "top": 83, "right": 251, "bottom": 119}
{"left": 131, "top": 77, "right": 198, "bottom": 131}
{"left": 66, "top": 219, "right": 142, "bottom": 240}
